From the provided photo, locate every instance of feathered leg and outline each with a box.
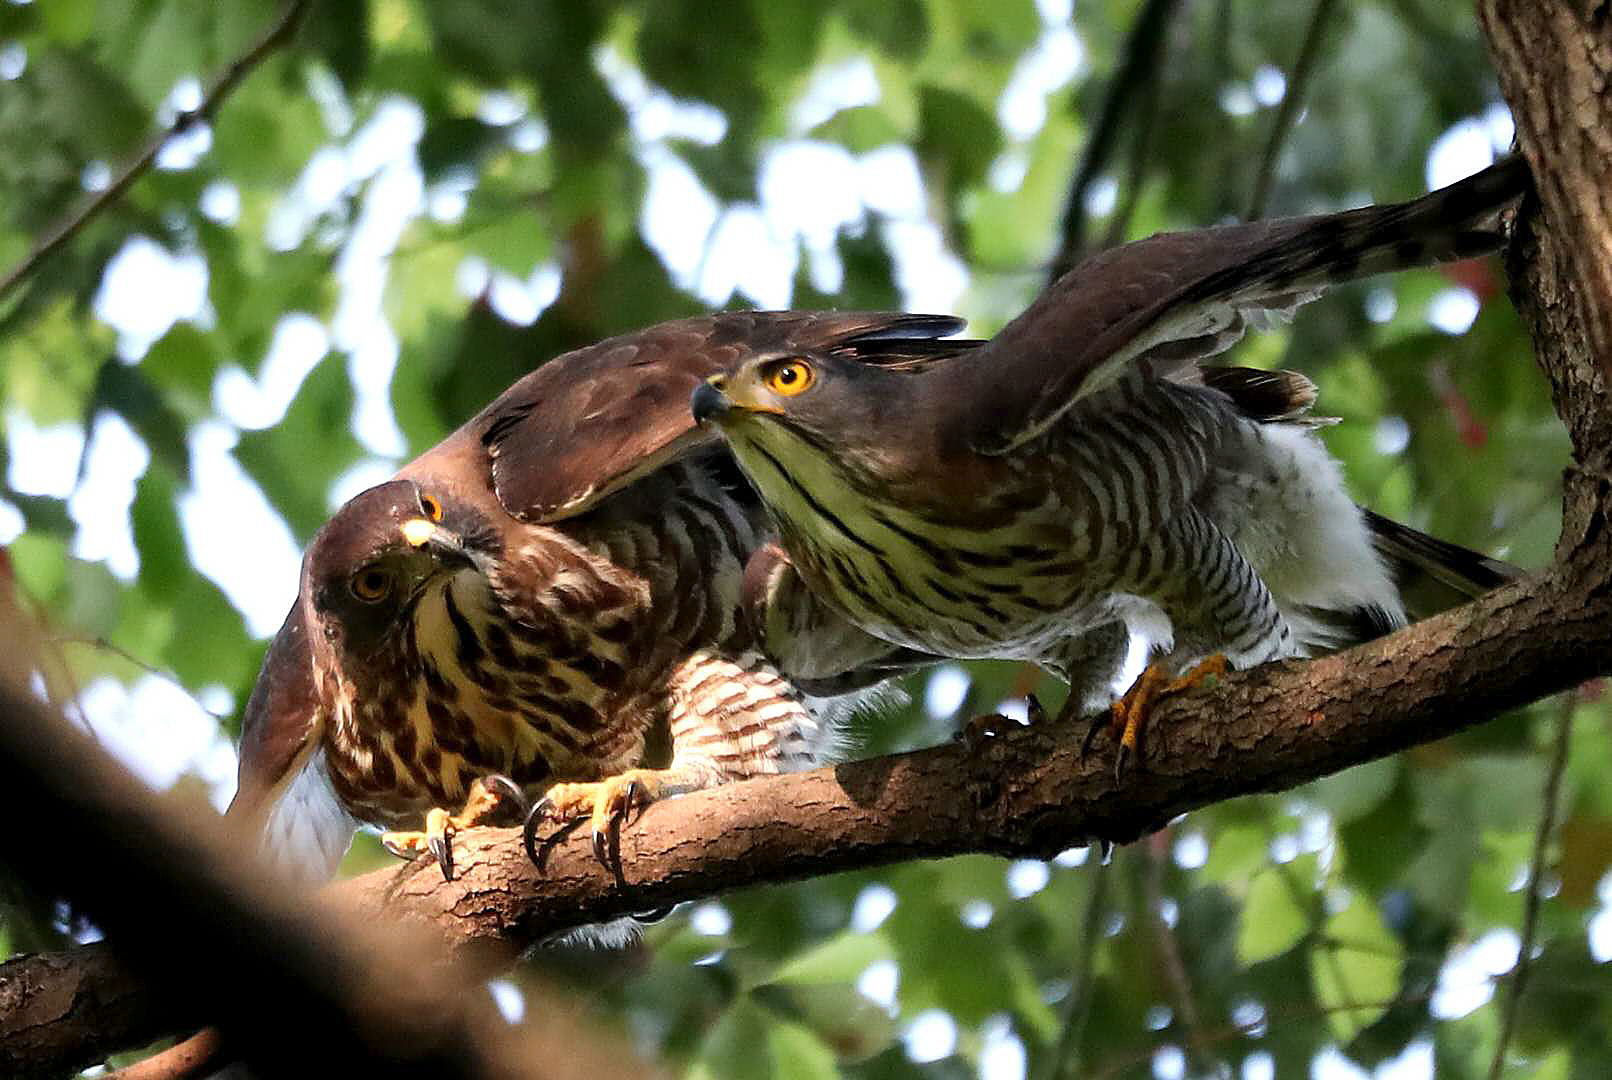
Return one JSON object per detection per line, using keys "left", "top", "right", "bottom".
{"left": 528, "top": 650, "right": 823, "bottom": 866}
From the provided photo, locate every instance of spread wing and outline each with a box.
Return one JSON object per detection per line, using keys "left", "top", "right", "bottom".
{"left": 956, "top": 155, "right": 1528, "bottom": 454}
{"left": 472, "top": 311, "right": 967, "bottom": 521}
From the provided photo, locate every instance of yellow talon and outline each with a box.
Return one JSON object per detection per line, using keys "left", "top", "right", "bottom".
{"left": 1096, "top": 654, "right": 1230, "bottom": 779}
{"left": 380, "top": 774, "right": 529, "bottom": 881}
{"left": 534, "top": 769, "right": 667, "bottom": 867}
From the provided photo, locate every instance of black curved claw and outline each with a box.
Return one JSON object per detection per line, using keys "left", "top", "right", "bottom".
{"left": 483, "top": 773, "right": 530, "bottom": 820}
{"left": 591, "top": 825, "right": 610, "bottom": 867}
{"left": 1113, "top": 742, "right": 1131, "bottom": 784}
{"left": 1025, "top": 693, "right": 1047, "bottom": 726}
{"left": 523, "top": 799, "right": 553, "bottom": 866}
{"left": 1080, "top": 710, "right": 1108, "bottom": 758}
{"left": 429, "top": 831, "right": 455, "bottom": 882}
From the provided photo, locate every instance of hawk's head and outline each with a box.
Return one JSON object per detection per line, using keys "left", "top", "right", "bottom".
{"left": 301, "top": 479, "right": 498, "bottom": 663}
{"left": 690, "top": 352, "right": 917, "bottom": 488}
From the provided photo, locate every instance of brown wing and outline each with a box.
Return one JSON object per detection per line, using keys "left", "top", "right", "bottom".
{"left": 472, "top": 310, "right": 966, "bottom": 521}
{"left": 954, "top": 155, "right": 1528, "bottom": 454}
{"left": 228, "top": 600, "right": 320, "bottom": 822}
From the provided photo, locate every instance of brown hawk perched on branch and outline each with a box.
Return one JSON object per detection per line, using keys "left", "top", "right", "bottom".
{"left": 692, "top": 158, "right": 1527, "bottom": 772}
{"left": 229, "top": 314, "right": 944, "bottom": 881}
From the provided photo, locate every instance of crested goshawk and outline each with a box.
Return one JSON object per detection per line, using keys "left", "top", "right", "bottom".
{"left": 691, "top": 158, "right": 1527, "bottom": 771}
{"left": 229, "top": 314, "right": 943, "bottom": 881}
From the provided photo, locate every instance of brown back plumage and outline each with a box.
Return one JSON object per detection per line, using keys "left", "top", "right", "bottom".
{"left": 428, "top": 311, "right": 965, "bottom": 523}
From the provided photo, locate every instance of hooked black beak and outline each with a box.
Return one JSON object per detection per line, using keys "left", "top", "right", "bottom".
{"left": 691, "top": 377, "right": 733, "bottom": 425}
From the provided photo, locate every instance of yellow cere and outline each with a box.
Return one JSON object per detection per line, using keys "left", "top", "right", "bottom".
{"left": 401, "top": 519, "right": 437, "bottom": 548}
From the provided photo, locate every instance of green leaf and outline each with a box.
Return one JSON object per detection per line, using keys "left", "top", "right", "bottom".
{"left": 141, "top": 323, "right": 221, "bottom": 416}
{"left": 1310, "top": 893, "right": 1403, "bottom": 1042}
{"left": 766, "top": 1019, "right": 840, "bottom": 1080}
{"left": 232, "top": 356, "right": 362, "bottom": 541}
{"left": 843, "top": 0, "right": 930, "bottom": 59}
{"left": 1238, "top": 869, "right": 1309, "bottom": 965}
{"left": 28, "top": 50, "right": 148, "bottom": 159}
{"left": 90, "top": 360, "right": 191, "bottom": 481}
{"left": 1201, "top": 823, "right": 1270, "bottom": 886}
{"left": 40, "top": 0, "right": 96, "bottom": 44}
{"left": 752, "top": 982, "right": 899, "bottom": 1064}
{"left": 766, "top": 931, "right": 892, "bottom": 987}
{"left": 691, "top": 1000, "right": 774, "bottom": 1080}
{"left": 130, "top": 464, "right": 187, "bottom": 594}
{"left": 917, "top": 84, "right": 1002, "bottom": 194}
{"left": 1305, "top": 758, "right": 1398, "bottom": 823}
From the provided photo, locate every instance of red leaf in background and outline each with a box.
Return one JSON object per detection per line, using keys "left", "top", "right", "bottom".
{"left": 1440, "top": 256, "right": 1503, "bottom": 304}
{"left": 1430, "top": 363, "right": 1488, "bottom": 449}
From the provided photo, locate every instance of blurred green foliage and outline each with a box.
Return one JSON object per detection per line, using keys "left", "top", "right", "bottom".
{"left": 0, "top": 1, "right": 1598, "bottom": 1077}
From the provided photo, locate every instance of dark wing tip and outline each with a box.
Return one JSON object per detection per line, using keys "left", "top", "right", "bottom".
{"left": 1362, "top": 507, "right": 1521, "bottom": 610}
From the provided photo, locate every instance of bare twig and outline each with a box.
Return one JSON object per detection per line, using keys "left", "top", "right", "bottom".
{"left": 1143, "top": 833, "right": 1227, "bottom": 1079}
{"left": 0, "top": 0, "right": 314, "bottom": 303}
{"left": 1099, "top": 46, "right": 1166, "bottom": 251}
{"left": 52, "top": 635, "right": 227, "bottom": 720}
{"left": 105, "top": 1029, "right": 224, "bottom": 1080}
{"left": 1246, "top": 0, "right": 1340, "bottom": 220}
{"left": 1486, "top": 693, "right": 1574, "bottom": 1080}
{"left": 1045, "top": 856, "right": 1109, "bottom": 1080}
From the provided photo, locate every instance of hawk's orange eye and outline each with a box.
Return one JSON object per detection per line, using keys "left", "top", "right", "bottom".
{"left": 420, "top": 494, "right": 444, "bottom": 522}
{"left": 764, "top": 360, "right": 814, "bottom": 397}
{"left": 350, "top": 567, "right": 393, "bottom": 603}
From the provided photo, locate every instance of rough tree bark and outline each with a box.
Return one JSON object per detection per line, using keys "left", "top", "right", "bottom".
{"left": 4, "top": 1, "right": 1611, "bottom": 1075}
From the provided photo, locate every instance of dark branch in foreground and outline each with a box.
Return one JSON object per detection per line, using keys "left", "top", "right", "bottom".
{"left": 0, "top": 0, "right": 313, "bottom": 304}
{"left": 0, "top": 681, "right": 649, "bottom": 1080}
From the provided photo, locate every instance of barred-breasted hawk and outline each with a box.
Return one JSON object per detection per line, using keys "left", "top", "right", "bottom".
{"left": 692, "top": 158, "right": 1527, "bottom": 771}
{"left": 229, "top": 314, "right": 945, "bottom": 881}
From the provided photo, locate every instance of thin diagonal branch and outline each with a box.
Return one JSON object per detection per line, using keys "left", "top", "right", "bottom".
{"left": 1246, "top": 0, "right": 1340, "bottom": 220}
{"left": 1050, "top": 0, "right": 1186, "bottom": 280}
{"left": 0, "top": 0, "right": 313, "bottom": 304}
{"left": 1099, "top": 47, "right": 1166, "bottom": 251}
{"left": 1487, "top": 692, "right": 1574, "bottom": 1080}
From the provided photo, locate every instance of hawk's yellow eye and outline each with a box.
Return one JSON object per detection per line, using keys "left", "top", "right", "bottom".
{"left": 764, "top": 360, "right": 815, "bottom": 396}
{"left": 420, "top": 494, "right": 444, "bottom": 522}
{"left": 350, "top": 566, "right": 393, "bottom": 603}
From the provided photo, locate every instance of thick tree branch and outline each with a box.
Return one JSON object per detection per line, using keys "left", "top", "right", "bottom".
{"left": 11, "top": 535, "right": 1612, "bottom": 1071}
{"left": 1477, "top": 0, "right": 1612, "bottom": 383}
{"left": 0, "top": 0, "right": 313, "bottom": 304}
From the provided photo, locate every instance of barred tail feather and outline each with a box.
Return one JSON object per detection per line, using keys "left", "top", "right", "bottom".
{"left": 1360, "top": 508, "right": 1520, "bottom": 617}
